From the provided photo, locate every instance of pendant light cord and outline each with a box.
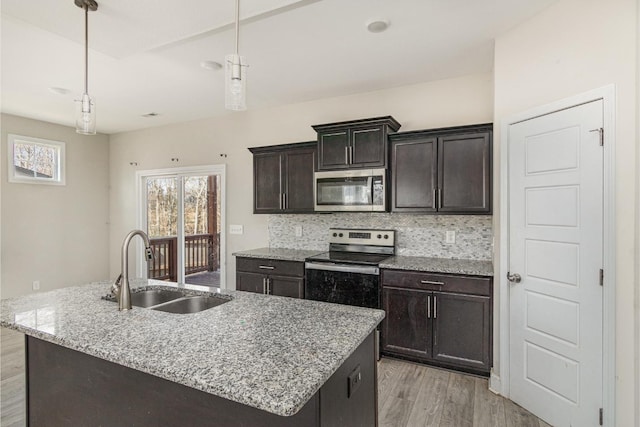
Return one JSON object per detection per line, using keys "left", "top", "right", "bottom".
{"left": 84, "top": 4, "right": 89, "bottom": 95}
{"left": 234, "top": 0, "right": 240, "bottom": 55}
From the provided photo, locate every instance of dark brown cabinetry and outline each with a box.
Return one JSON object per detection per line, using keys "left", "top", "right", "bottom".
{"left": 390, "top": 123, "right": 492, "bottom": 214}
{"left": 313, "top": 116, "right": 401, "bottom": 170}
{"left": 381, "top": 269, "right": 492, "bottom": 375}
{"left": 249, "top": 142, "right": 316, "bottom": 214}
{"left": 236, "top": 257, "right": 304, "bottom": 299}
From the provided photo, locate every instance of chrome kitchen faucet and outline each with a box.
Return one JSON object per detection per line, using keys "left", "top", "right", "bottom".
{"left": 111, "top": 230, "right": 154, "bottom": 311}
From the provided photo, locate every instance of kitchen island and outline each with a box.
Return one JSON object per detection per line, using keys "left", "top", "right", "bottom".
{"left": 0, "top": 279, "right": 384, "bottom": 426}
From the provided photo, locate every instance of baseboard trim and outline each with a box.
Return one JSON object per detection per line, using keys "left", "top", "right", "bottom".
{"left": 489, "top": 370, "right": 502, "bottom": 395}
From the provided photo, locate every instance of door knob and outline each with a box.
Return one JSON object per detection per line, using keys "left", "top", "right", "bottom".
{"left": 507, "top": 272, "right": 522, "bottom": 283}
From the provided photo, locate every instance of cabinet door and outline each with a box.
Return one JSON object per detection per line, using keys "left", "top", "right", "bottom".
{"left": 236, "top": 272, "right": 266, "bottom": 294}
{"left": 391, "top": 137, "right": 437, "bottom": 212}
{"left": 350, "top": 126, "right": 385, "bottom": 168}
{"left": 382, "top": 287, "right": 431, "bottom": 359}
{"left": 269, "top": 275, "right": 304, "bottom": 299}
{"left": 283, "top": 147, "right": 316, "bottom": 213}
{"left": 432, "top": 292, "right": 491, "bottom": 373}
{"left": 253, "top": 152, "right": 283, "bottom": 213}
{"left": 437, "top": 132, "right": 491, "bottom": 213}
{"left": 318, "top": 131, "right": 350, "bottom": 170}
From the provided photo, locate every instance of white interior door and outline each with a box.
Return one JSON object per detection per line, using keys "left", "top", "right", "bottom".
{"left": 508, "top": 100, "right": 603, "bottom": 427}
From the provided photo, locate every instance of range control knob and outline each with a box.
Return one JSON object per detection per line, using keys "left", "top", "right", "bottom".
{"left": 377, "top": 234, "right": 382, "bottom": 239}
{"left": 339, "top": 233, "right": 343, "bottom": 237}
{"left": 332, "top": 232, "right": 338, "bottom": 237}
{"left": 383, "top": 234, "right": 389, "bottom": 239}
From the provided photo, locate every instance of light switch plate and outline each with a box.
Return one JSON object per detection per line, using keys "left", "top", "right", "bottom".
{"left": 295, "top": 226, "right": 303, "bottom": 237}
{"left": 229, "top": 225, "right": 244, "bottom": 235}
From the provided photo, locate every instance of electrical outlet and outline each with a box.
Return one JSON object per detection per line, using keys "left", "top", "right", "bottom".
{"left": 295, "top": 226, "right": 303, "bottom": 237}
{"left": 445, "top": 231, "right": 456, "bottom": 244}
{"left": 32, "top": 280, "right": 40, "bottom": 291}
{"left": 229, "top": 224, "right": 244, "bottom": 235}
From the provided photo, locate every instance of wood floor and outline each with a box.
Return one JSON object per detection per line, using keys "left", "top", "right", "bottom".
{"left": 1, "top": 328, "right": 550, "bottom": 427}
{"left": 377, "top": 357, "right": 551, "bottom": 427}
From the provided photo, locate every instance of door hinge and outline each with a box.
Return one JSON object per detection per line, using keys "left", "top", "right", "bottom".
{"left": 599, "top": 407, "right": 603, "bottom": 425}
{"left": 590, "top": 127, "right": 604, "bottom": 146}
{"left": 599, "top": 269, "right": 604, "bottom": 286}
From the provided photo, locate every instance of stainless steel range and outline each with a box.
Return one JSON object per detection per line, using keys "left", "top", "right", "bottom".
{"left": 304, "top": 228, "right": 395, "bottom": 309}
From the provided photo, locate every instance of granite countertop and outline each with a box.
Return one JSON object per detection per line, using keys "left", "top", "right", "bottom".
{"left": 380, "top": 255, "right": 494, "bottom": 277}
{"left": 0, "top": 280, "right": 384, "bottom": 417}
{"left": 232, "top": 247, "right": 324, "bottom": 262}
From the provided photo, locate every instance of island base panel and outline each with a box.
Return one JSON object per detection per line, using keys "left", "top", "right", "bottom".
{"left": 26, "top": 332, "right": 377, "bottom": 427}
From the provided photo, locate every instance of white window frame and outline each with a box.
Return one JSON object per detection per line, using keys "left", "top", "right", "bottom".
{"left": 7, "top": 134, "right": 66, "bottom": 185}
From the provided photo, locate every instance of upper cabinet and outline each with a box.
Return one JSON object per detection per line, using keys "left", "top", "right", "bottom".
{"left": 249, "top": 142, "right": 317, "bottom": 214}
{"left": 312, "top": 116, "right": 401, "bottom": 170}
{"left": 390, "top": 124, "right": 492, "bottom": 214}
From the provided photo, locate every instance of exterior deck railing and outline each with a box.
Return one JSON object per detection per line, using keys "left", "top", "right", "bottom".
{"left": 148, "top": 233, "right": 219, "bottom": 282}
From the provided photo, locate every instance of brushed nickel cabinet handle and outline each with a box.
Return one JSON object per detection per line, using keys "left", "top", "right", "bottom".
{"left": 259, "top": 265, "right": 275, "bottom": 270}
{"left": 262, "top": 277, "right": 267, "bottom": 294}
{"left": 421, "top": 280, "right": 444, "bottom": 286}
{"left": 438, "top": 188, "right": 443, "bottom": 209}
{"left": 345, "top": 146, "right": 349, "bottom": 164}
{"left": 427, "top": 295, "right": 431, "bottom": 319}
{"left": 433, "top": 296, "right": 437, "bottom": 319}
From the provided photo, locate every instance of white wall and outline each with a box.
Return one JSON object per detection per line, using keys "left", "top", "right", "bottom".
{"left": 0, "top": 114, "right": 110, "bottom": 298}
{"left": 109, "top": 72, "right": 494, "bottom": 287}
{"left": 493, "top": 0, "right": 638, "bottom": 424}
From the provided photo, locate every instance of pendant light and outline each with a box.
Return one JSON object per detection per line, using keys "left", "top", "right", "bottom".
{"left": 74, "top": 0, "right": 98, "bottom": 135}
{"left": 225, "top": 0, "right": 247, "bottom": 111}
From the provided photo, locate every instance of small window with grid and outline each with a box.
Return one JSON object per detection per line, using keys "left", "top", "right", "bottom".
{"left": 8, "top": 134, "right": 65, "bottom": 185}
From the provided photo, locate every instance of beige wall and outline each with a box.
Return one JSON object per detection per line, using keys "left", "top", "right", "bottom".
{"left": 493, "top": 0, "right": 638, "bottom": 424}
{"left": 0, "top": 114, "right": 110, "bottom": 298}
{"left": 108, "top": 72, "right": 494, "bottom": 286}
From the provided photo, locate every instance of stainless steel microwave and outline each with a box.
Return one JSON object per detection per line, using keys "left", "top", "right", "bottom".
{"left": 314, "top": 168, "right": 386, "bottom": 212}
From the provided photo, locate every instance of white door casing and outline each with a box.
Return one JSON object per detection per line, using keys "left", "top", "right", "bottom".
{"left": 507, "top": 100, "right": 604, "bottom": 427}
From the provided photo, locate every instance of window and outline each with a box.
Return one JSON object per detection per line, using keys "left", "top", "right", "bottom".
{"left": 8, "top": 134, "right": 65, "bottom": 185}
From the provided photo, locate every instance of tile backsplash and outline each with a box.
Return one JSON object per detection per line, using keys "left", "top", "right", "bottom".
{"left": 268, "top": 213, "right": 493, "bottom": 260}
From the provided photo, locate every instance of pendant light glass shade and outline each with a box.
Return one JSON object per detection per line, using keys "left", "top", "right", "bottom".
{"left": 75, "top": 93, "right": 96, "bottom": 135}
{"left": 225, "top": 53, "right": 246, "bottom": 111}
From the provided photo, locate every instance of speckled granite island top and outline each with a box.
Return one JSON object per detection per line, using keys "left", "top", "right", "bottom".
{"left": 233, "top": 247, "right": 324, "bottom": 262}
{"left": 0, "top": 279, "right": 384, "bottom": 417}
{"left": 380, "top": 255, "right": 494, "bottom": 277}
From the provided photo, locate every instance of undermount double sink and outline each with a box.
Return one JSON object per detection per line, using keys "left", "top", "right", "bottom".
{"left": 107, "top": 288, "right": 230, "bottom": 314}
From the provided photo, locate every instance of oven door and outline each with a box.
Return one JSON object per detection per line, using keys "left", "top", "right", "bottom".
{"left": 304, "top": 262, "right": 380, "bottom": 309}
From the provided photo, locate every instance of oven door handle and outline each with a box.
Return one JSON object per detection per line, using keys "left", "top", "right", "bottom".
{"left": 305, "top": 262, "right": 379, "bottom": 275}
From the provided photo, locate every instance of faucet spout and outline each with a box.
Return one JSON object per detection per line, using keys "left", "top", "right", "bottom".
{"left": 116, "top": 229, "right": 153, "bottom": 311}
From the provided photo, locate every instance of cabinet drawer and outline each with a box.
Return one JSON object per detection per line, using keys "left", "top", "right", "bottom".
{"left": 236, "top": 257, "right": 304, "bottom": 277}
{"left": 382, "top": 269, "right": 491, "bottom": 296}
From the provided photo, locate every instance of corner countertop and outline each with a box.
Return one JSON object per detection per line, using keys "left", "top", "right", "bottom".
{"left": 232, "top": 247, "right": 324, "bottom": 262}
{"left": 380, "top": 255, "right": 494, "bottom": 277}
{"left": 0, "top": 280, "right": 384, "bottom": 417}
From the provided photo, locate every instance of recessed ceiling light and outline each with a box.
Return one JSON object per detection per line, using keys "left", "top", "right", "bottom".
{"left": 48, "top": 87, "right": 71, "bottom": 96}
{"left": 142, "top": 112, "right": 160, "bottom": 118}
{"left": 200, "top": 60, "right": 223, "bottom": 71}
{"left": 366, "top": 19, "right": 390, "bottom": 33}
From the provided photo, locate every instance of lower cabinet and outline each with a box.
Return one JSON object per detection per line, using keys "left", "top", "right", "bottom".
{"left": 381, "top": 269, "right": 492, "bottom": 375}
{"left": 236, "top": 257, "right": 304, "bottom": 299}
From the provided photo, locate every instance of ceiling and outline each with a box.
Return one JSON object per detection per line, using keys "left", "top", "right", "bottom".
{"left": 1, "top": 0, "right": 557, "bottom": 135}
